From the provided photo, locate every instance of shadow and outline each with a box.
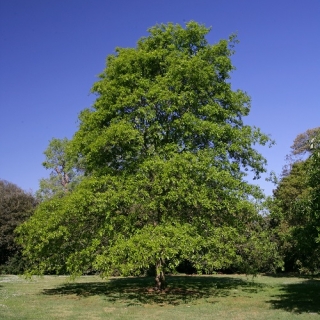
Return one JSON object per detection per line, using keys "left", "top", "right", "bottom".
{"left": 264, "top": 272, "right": 320, "bottom": 279}
{"left": 268, "top": 279, "right": 320, "bottom": 314}
{"left": 42, "top": 275, "right": 265, "bottom": 306}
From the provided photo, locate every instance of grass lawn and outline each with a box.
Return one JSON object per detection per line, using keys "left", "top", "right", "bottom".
{"left": 0, "top": 273, "right": 319, "bottom": 319}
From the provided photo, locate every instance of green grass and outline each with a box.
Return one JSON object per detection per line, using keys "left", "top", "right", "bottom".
{"left": 0, "top": 274, "right": 319, "bottom": 319}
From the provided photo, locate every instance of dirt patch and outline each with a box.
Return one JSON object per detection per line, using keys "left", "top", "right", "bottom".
{"left": 103, "top": 307, "right": 115, "bottom": 313}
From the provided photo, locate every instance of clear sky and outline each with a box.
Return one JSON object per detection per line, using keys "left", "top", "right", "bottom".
{"left": 0, "top": 0, "right": 319, "bottom": 196}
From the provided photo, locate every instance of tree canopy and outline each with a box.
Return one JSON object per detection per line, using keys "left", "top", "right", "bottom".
{"left": 270, "top": 128, "right": 320, "bottom": 273}
{"left": 36, "top": 138, "right": 83, "bottom": 201}
{"left": 0, "top": 179, "right": 37, "bottom": 272}
{"left": 17, "top": 22, "right": 279, "bottom": 288}
{"left": 291, "top": 127, "right": 320, "bottom": 157}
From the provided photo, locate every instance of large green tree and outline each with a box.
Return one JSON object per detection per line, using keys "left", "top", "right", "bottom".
{"left": 17, "top": 22, "right": 279, "bottom": 288}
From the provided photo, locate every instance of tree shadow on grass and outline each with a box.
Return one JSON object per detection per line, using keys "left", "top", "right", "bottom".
{"left": 42, "top": 275, "right": 265, "bottom": 306}
{"left": 268, "top": 279, "right": 320, "bottom": 314}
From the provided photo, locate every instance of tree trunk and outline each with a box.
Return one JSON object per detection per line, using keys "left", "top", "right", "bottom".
{"left": 155, "top": 258, "right": 166, "bottom": 291}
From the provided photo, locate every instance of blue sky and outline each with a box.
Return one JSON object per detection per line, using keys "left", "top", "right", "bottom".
{"left": 0, "top": 0, "right": 319, "bottom": 196}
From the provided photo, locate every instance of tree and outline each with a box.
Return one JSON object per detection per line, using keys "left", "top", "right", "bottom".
{"left": 273, "top": 160, "right": 310, "bottom": 218}
{"left": 270, "top": 129, "right": 320, "bottom": 273}
{"left": 36, "top": 138, "right": 83, "bottom": 201}
{"left": 290, "top": 131, "right": 320, "bottom": 273}
{"left": 306, "top": 131, "right": 320, "bottom": 265}
{"left": 0, "top": 180, "right": 37, "bottom": 272}
{"left": 281, "top": 127, "right": 320, "bottom": 177}
{"left": 17, "top": 22, "right": 279, "bottom": 288}
{"left": 291, "top": 127, "right": 320, "bottom": 157}
{"left": 269, "top": 160, "right": 310, "bottom": 271}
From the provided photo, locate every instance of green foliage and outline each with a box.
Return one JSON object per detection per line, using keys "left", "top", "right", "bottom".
{"left": 0, "top": 179, "right": 37, "bottom": 272}
{"left": 273, "top": 160, "right": 311, "bottom": 220}
{"left": 308, "top": 132, "right": 320, "bottom": 245}
{"left": 36, "top": 138, "right": 83, "bottom": 201}
{"left": 17, "top": 22, "right": 279, "bottom": 283}
{"left": 71, "top": 22, "right": 270, "bottom": 178}
{"left": 270, "top": 129, "right": 320, "bottom": 273}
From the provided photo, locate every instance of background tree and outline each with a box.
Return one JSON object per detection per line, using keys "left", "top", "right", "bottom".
{"left": 36, "top": 138, "right": 83, "bottom": 201}
{"left": 305, "top": 131, "right": 320, "bottom": 267}
{"left": 281, "top": 127, "right": 320, "bottom": 177}
{"left": 0, "top": 180, "right": 37, "bottom": 273}
{"left": 270, "top": 128, "right": 320, "bottom": 273}
{"left": 291, "top": 127, "right": 320, "bottom": 156}
{"left": 18, "top": 22, "right": 280, "bottom": 288}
